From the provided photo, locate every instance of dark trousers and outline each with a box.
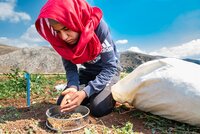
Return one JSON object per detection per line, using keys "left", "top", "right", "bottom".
{"left": 57, "top": 68, "right": 120, "bottom": 117}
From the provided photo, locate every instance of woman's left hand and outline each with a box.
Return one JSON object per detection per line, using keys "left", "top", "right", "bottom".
{"left": 60, "top": 90, "right": 87, "bottom": 112}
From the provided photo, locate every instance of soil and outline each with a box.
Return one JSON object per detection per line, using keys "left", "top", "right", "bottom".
{"left": 53, "top": 113, "right": 83, "bottom": 119}
{"left": 0, "top": 97, "right": 152, "bottom": 134}
{"left": 47, "top": 112, "right": 87, "bottom": 131}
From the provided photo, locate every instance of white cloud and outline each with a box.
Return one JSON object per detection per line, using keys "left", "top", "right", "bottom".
{"left": 115, "top": 39, "right": 128, "bottom": 45}
{"left": 21, "top": 25, "right": 45, "bottom": 43}
{"left": 0, "top": 36, "right": 34, "bottom": 48}
{"left": 128, "top": 46, "right": 146, "bottom": 54}
{"left": 0, "top": 0, "right": 31, "bottom": 23}
{"left": 149, "top": 39, "right": 200, "bottom": 59}
{"left": 0, "top": 25, "right": 47, "bottom": 47}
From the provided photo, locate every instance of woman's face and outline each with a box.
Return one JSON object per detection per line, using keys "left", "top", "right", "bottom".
{"left": 52, "top": 23, "right": 80, "bottom": 45}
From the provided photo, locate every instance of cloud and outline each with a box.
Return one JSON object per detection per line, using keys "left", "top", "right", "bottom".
{"left": 21, "top": 25, "right": 45, "bottom": 43}
{"left": 115, "top": 39, "right": 128, "bottom": 45}
{"left": 149, "top": 39, "right": 200, "bottom": 59}
{"left": 0, "top": 0, "right": 31, "bottom": 23}
{"left": 128, "top": 46, "right": 147, "bottom": 54}
{"left": 0, "top": 25, "right": 47, "bottom": 47}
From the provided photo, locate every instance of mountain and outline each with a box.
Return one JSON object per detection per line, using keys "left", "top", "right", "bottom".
{"left": 183, "top": 58, "right": 200, "bottom": 65}
{"left": 120, "top": 51, "right": 163, "bottom": 72}
{"left": 0, "top": 44, "right": 19, "bottom": 56}
{"left": 0, "top": 45, "right": 163, "bottom": 74}
{"left": 0, "top": 46, "right": 65, "bottom": 74}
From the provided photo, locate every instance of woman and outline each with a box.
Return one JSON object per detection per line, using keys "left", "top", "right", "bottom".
{"left": 35, "top": 0, "right": 121, "bottom": 117}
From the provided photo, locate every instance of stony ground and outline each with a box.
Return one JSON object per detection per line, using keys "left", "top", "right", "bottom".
{"left": 0, "top": 97, "right": 152, "bottom": 134}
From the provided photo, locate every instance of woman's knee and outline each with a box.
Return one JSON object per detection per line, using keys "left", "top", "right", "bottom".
{"left": 89, "top": 94, "right": 116, "bottom": 117}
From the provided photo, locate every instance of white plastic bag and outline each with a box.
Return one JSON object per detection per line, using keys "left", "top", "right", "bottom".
{"left": 111, "top": 58, "right": 200, "bottom": 126}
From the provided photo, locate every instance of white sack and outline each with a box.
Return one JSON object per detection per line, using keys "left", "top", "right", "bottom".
{"left": 111, "top": 58, "right": 200, "bottom": 126}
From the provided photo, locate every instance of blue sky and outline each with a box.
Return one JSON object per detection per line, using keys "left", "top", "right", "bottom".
{"left": 0, "top": 0, "right": 200, "bottom": 59}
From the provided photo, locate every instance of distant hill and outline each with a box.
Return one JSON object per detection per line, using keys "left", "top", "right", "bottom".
{"left": 120, "top": 51, "right": 163, "bottom": 72}
{"left": 0, "top": 45, "right": 163, "bottom": 73}
{"left": 0, "top": 46, "right": 65, "bottom": 73}
{"left": 0, "top": 44, "right": 19, "bottom": 56}
{"left": 183, "top": 58, "right": 200, "bottom": 65}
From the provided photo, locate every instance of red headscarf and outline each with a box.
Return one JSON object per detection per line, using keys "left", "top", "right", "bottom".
{"left": 35, "top": 0, "right": 102, "bottom": 64}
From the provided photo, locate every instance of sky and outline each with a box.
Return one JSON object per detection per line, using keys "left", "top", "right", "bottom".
{"left": 0, "top": 0, "right": 200, "bottom": 60}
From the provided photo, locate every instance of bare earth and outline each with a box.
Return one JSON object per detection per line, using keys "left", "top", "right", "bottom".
{"left": 0, "top": 97, "right": 152, "bottom": 134}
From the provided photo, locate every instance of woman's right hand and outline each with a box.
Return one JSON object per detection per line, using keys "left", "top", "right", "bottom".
{"left": 60, "top": 87, "right": 77, "bottom": 108}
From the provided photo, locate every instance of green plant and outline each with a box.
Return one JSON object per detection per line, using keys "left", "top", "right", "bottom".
{"left": 84, "top": 122, "right": 134, "bottom": 134}
{"left": 120, "top": 72, "right": 128, "bottom": 79}
{"left": 124, "top": 67, "right": 134, "bottom": 73}
{"left": 132, "top": 110, "right": 200, "bottom": 134}
{"left": 0, "top": 68, "right": 66, "bottom": 99}
{"left": 0, "top": 68, "right": 26, "bottom": 99}
{"left": 0, "top": 106, "right": 21, "bottom": 123}
{"left": 31, "top": 74, "right": 46, "bottom": 95}
{"left": 30, "top": 74, "right": 65, "bottom": 97}
{"left": 112, "top": 122, "right": 134, "bottom": 134}
{"left": 84, "top": 127, "right": 97, "bottom": 134}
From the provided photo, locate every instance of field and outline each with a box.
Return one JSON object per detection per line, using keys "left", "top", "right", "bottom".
{"left": 0, "top": 69, "right": 200, "bottom": 134}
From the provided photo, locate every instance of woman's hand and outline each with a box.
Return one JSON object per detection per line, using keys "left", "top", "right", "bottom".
{"left": 60, "top": 88, "right": 87, "bottom": 112}
{"left": 60, "top": 87, "right": 77, "bottom": 107}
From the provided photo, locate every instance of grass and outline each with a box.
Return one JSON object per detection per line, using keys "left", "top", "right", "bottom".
{"left": 112, "top": 122, "right": 134, "bottom": 134}
{"left": 0, "top": 68, "right": 26, "bottom": 99}
{"left": 113, "top": 104, "right": 200, "bottom": 134}
{"left": 84, "top": 122, "right": 134, "bottom": 134}
{"left": 0, "top": 68, "right": 66, "bottom": 99}
{"left": 30, "top": 73, "right": 66, "bottom": 98}
{"left": 0, "top": 106, "right": 21, "bottom": 123}
{"left": 120, "top": 72, "right": 128, "bottom": 79}
{"left": 131, "top": 108, "right": 200, "bottom": 134}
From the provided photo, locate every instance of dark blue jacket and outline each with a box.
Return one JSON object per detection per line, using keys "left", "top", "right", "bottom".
{"left": 62, "top": 20, "right": 121, "bottom": 97}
